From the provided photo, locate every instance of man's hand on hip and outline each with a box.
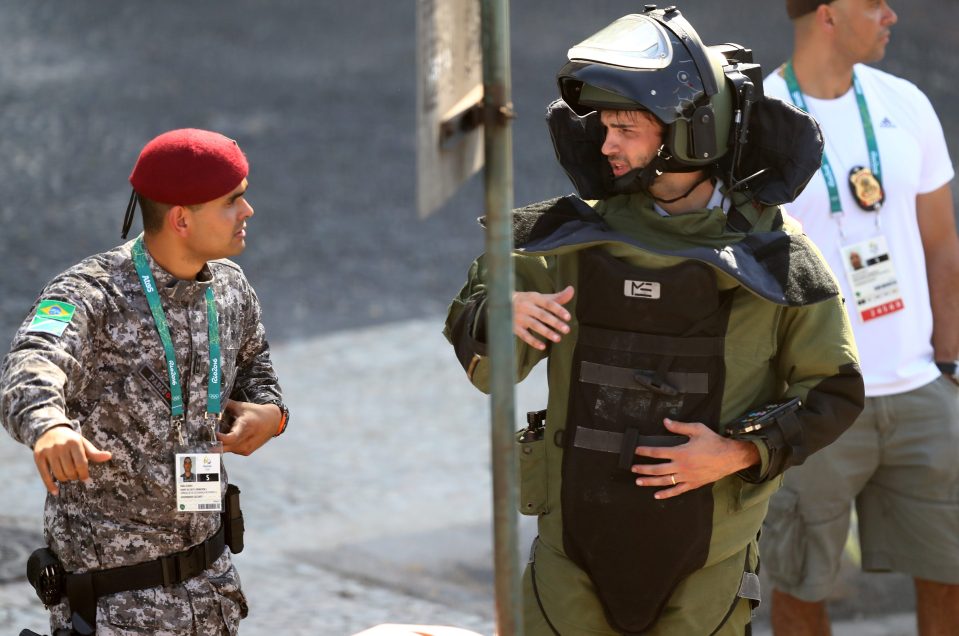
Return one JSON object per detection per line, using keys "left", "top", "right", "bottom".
{"left": 513, "top": 285, "right": 574, "bottom": 350}
{"left": 33, "top": 425, "right": 112, "bottom": 496}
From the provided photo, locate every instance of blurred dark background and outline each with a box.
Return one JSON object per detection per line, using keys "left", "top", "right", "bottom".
{"left": 1, "top": 0, "right": 957, "bottom": 344}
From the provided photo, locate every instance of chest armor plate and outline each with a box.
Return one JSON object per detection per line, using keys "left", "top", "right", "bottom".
{"left": 561, "top": 248, "right": 733, "bottom": 634}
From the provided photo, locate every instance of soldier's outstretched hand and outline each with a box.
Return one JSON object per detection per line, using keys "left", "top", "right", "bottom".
{"left": 513, "top": 285, "right": 575, "bottom": 350}
{"left": 216, "top": 399, "right": 281, "bottom": 456}
{"left": 33, "top": 425, "right": 112, "bottom": 496}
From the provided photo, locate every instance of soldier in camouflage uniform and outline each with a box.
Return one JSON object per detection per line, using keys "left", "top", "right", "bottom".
{"left": 1, "top": 129, "right": 287, "bottom": 635}
{"left": 445, "top": 9, "right": 864, "bottom": 635}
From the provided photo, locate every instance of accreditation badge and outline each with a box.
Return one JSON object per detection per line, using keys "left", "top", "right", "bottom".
{"left": 174, "top": 451, "right": 221, "bottom": 512}
{"left": 840, "top": 235, "right": 904, "bottom": 322}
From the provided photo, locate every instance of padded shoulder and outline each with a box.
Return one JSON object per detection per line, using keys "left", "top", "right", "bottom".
{"left": 480, "top": 194, "right": 605, "bottom": 246}
{"left": 740, "top": 231, "right": 839, "bottom": 306}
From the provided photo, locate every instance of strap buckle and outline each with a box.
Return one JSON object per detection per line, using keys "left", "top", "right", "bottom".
{"left": 159, "top": 553, "right": 179, "bottom": 587}
{"left": 633, "top": 371, "right": 679, "bottom": 396}
{"left": 159, "top": 540, "right": 210, "bottom": 587}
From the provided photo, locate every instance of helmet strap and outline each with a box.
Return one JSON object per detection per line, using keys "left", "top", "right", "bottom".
{"left": 652, "top": 172, "right": 715, "bottom": 205}
{"left": 610, "top": 145, "right": 672, "bottom": 195}
{"left": 610, "top": 146, "right": 714, "bottom": 197}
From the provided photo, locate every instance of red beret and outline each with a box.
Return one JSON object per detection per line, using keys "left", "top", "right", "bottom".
{"left": 129, "top": 128, "right": 248, "bottom": 205}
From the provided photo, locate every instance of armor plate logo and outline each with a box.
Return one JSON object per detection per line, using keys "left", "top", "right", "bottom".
{"left": 624, "top": 280, "right": 661, "bottom": 299}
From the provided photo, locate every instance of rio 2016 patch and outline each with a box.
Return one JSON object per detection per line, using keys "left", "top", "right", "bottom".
{"left": 26, "top": 300, "right": 78, "bottom": 337}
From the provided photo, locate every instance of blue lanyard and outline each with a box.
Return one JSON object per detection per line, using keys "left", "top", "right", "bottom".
{"left": 131, "top": 237, "right": 222, "bottom": 423}
{"left": 783, "top": 61, "right": 882, "bottom": 216}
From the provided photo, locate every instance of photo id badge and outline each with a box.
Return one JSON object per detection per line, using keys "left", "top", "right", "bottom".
{"left": 174, "top": 452, "right": 221, "bottom": 513}
{"left": 840, "top": 235, "right": 905, "bottom": 322}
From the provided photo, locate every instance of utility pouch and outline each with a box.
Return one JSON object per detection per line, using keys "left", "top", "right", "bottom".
{"left": 222, "top": 483, "right": 245, "bottom": 554}
{"left": 26, "top": 547, "right": 64, "bottom": 607}
{"left": 516, "top": 410, "right": 549, "bottom": 516}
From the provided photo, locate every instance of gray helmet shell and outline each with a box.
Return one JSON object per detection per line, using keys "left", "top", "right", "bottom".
{"left": 557, "top": 8, "right": 733, "bottom": 167}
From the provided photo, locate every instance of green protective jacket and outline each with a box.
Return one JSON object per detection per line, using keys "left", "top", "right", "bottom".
{"left": 445, "top": 191, "right": 864, "bottom": 635}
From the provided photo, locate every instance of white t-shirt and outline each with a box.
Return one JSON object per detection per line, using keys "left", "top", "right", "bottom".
{"left": 765, "top": 63, "right": 954, "bottom": 396}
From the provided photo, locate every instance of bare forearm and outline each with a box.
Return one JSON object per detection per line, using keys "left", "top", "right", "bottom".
{"left": 917, "top": 185, "right": 959, "bottom": 360}
{"left": 927, "top": 248, "right": 959, "bottom": 360}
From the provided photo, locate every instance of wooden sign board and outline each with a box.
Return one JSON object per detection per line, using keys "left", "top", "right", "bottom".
{"left": 416, "top": 0, "right": 484, "bottom": 218}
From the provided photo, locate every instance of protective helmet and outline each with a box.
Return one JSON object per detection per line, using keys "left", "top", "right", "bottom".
{"left": 557, "top": 6, "right": 735, "bottom": 169}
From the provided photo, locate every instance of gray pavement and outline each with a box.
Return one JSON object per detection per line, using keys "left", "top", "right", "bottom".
{"left": 0, "top": 318, "right": 923, "bottom": 635}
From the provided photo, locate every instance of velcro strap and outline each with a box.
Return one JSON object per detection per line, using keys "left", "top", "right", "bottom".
{"left": 573, "top": 427, "right": 623, "bottom": 453}
{"left": 579, "top": 361, "right": 709, "bottom": 393}
{"left": 579, "top": 325, "right": 725, "bottom": 356}
{"left": 777, "top": 409, "right": 806, "bottom": 463}
{"left": 573, "top": 427, "right": 686, "bottom": 456}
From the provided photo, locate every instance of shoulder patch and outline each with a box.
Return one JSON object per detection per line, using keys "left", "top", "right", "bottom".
{"left": 26, "top": 300, "right": 77, "bottom": 336}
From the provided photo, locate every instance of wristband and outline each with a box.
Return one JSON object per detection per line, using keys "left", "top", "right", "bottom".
{"left": 269, "top": 402, "right": 289, "bottom": 437}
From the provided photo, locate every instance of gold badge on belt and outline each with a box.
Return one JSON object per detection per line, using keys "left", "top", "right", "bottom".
{"left": 848, "top": 166, "right": 884, "bottom": 211}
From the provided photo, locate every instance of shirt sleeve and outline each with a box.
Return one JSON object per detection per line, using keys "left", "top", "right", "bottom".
{"left": 766, "top": 295, "right": 864, "bottom": 480}
{"left": 0, "top": 275, "right": 104, "bottom": 448}
{"left": 444, "top": 252, "right": 555, "bottom": 394}
{"left": 229, "top": 279, "right": 282, "bottom": 406}
{"left": 913, "top": 88, "right": 955, "bottom": 194}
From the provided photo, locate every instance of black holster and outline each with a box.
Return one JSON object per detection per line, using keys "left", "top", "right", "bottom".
{"left": 26, "top": 547, "right": 65, "bottom": 607}
{"left": 223, "top": 483, "right": 244, "bottom": 554}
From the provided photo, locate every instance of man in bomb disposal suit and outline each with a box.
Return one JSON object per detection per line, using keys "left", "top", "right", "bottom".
{"left": 445, "top": 7, "right": 864, "bottom": 635}
{"left": 1, "top": 129, "right": 289, "bottom": 635}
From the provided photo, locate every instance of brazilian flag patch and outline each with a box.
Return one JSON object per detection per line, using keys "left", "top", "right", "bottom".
{"left": 27, "top": 300, "right": 77, "bottom": 337}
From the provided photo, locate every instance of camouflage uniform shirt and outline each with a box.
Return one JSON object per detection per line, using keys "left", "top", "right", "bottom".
{"left": 0, "top": 237, "right": 282, "bottom": 635}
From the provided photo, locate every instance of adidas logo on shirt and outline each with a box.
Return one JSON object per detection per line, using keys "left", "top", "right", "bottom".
{"left": 879, "top": 117, "right": 896, "bottom": 128}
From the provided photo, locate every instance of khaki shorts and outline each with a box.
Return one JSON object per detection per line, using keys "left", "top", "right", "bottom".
{"left": 762, "top": 376, "right": 959, "bottom": 601}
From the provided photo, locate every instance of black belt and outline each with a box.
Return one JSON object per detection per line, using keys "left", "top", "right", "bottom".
{"left": 65, "top": 525, "right": 226, "bottom": 634}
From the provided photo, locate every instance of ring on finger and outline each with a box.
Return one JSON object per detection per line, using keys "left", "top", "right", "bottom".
{"left": 670, "top": 474, "right": 677, "bottom": 486}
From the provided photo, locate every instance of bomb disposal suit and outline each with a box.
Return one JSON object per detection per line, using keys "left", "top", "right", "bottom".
{"left": 445, "top": 8, "right": 864, "bottom": 635}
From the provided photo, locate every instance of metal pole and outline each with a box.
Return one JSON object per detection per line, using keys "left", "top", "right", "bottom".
{"left": 480, "top": 0, "right": 522, "bottom": 634}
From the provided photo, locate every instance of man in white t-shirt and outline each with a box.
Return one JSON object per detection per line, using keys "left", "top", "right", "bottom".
{"left": 762, "top": 1, "right": 959, "bottom": 634}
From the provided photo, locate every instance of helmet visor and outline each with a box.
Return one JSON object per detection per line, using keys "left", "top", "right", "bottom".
{"left": 567, "top": 14, "right": 673, "bottom": 70}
